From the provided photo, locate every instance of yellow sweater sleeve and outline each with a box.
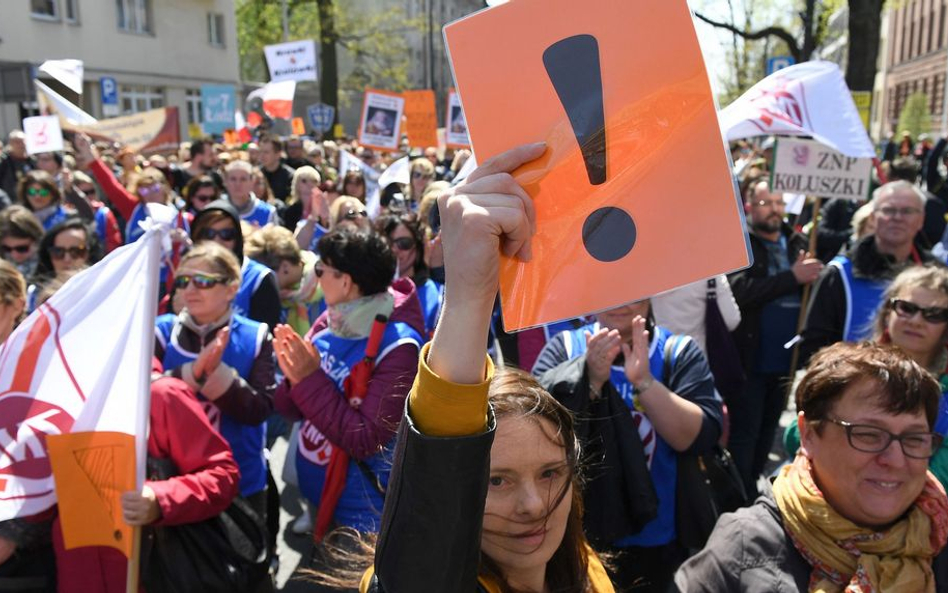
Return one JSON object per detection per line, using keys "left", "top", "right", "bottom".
{"left": 408, "top": 342, "right": 494, "bottom": 437}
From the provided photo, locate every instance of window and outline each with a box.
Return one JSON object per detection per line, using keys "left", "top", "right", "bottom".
{"left": 31, "top": 0, "right": 59, "bottom": 20}
{"left": 65, "top": 0, "right": 78, "bottom": 23}
{"left": 117, "top": 0, "right": 151, "bottom": 34}
{"left": 186, "top": 89, "right": 203, "bottom": 125}
{"left": 207, "top": 12, "right": 225, "bottom": 47}
{"left": 120, "top": 85, "right": 163, "bottom": 114}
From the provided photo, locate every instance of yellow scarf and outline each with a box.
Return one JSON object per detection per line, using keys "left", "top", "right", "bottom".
{"left": 773, "top": 454, "right": 948, "bottom": 593}
{"left": 478, "top": 546, "right": 615, "bottom": 592}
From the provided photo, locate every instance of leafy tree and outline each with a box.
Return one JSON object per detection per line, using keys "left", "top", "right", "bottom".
{"left": 896, "top": 92, "right": 932, "bottom": 138}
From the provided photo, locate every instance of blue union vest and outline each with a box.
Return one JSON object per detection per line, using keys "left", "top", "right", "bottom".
{"left": 829, "top": 255, "right": 889, "bottom": 342}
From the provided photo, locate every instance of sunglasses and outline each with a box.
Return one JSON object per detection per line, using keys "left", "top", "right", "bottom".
{"left": 390, "top": 237, "right": 415, "bottom": 251}
{"left": 199, "top": 227, "right": 238, "bottom": 241}
{"left": 343, "top": 209, "right": 368, "bottom": 221}
{"left": 411, "top": 171, "right": 431, "bottom": 180}
{"left": 314, "top": 264, "right": 342, "bottom": 279}
{"left": 173, "top": 273, "right": 227, "bottom": 290}
{"left": 192, "top": 193, "right": 216, "bottom": 204}
{"left": 890, "top": 298, "right": 948, "bottom": 323}
{"left": 27, "top": 187, "right": 51, "bottom": 198}
{"left": 1, "top": 244, "right": 32, "bottom": 255}
{"left": 137, "top": 183, "right": 164, "bottom": 196}
{"left": 49, "top": 245, "right": 88, "bottom": 260}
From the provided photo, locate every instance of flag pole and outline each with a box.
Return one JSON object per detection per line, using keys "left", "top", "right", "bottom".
{"left": 787, "top": 196, "right": 822, "bottom": 384}
{"left": 126, "top": 227, "right": 162, "bottom": 593}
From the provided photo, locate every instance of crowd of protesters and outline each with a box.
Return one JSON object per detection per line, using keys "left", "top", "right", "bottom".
{"left": 3, "top": 123, "right": 948, "bottom": 593}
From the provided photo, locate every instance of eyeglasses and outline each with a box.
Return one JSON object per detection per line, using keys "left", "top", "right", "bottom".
{"left": 192, "top": 193, "right": 216, "bottom": 204}
{"left": 411, "top": 171, "right": 432, "bottom": 180}
{"left": 27, "top": 187, "right": 51, "bottom": 198}
{"left": 49, "top": 245, "right": 88, "bottom": 260}
{"left": 390, "top": 237, "right": 415, "bottom": 251}
{"left": 199, "top": 227, "right": 238, "bottom": 242}
{"left": 343, "top": 209, "right": 368, "bottom": 221}
{"left": 889, "top": 298, "right": 948, "bottom": 323}
{"left": 314, "top": 264, "right": 342, "bottom": 279}
{"left": 287, "top": 144, "right": 303, "bottom": 151}
{"left": 875, "top": 206, "right": 922, "bottom": 218}
{"left": 1, "top": 244, "right": 32, "bottom": 255}
{"left": 173, "top": 273, "right": 228, "bottom": 290}
{"left": 754, "top": 199, "right": 784, "bottom": 208}
{"left": 823, "top": 417, "right": 943, "bottom": 459}
{"left": 137, "top": 183, "right": 164, "bottom": 196}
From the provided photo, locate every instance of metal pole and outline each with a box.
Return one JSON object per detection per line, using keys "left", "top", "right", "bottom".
{"left": 428, "top": 0, "right": 435, "bottom": 90}
{"left": 941, "top": 46, "right": 948, "bottom": 135}
{"left": 282, "top": 0, "right": 290, "bottom": 41}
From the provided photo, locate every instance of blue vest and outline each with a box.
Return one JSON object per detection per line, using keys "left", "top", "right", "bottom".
{"left": 40, "top": 205, "right": 69, "bottom": 231}
{"left": 234, "top": 258, "right": 273, "bottom": 319}
{"left": 125, "top": 204, "right": 148, "bottom": 244}
{"left": 829, "top": 256, "right": 889, "bottom": 342}
{"left": 94, "top": 206, "right": 112, "bottom": 248}
{"left": 415, "top": 278, "right": 444, "bottom": 337}
{"left": 238, "top": 197, "right": 276, "bottom": 228}
{"left": 561, "top": 322, "right": 683, "bottom": 547}
{"left": 155, "top": 313, "right": 269, "bottom": 497}
{"left": 306, "top": 223, "right": 328, "bottom": 252}
{"left": 295, "top": 320, "right": 422, "bottom": 531}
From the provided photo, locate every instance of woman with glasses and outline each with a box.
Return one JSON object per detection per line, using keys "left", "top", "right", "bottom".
{"left": 28, "top": 217, "right": 101, "bottom": 312}
{"left": 153, "top": 242, "right": 275, "bottom": 571}
{"left": 675, "top": 340, "right": 948, "bottom": 592}
{"left": 182, "top": 174, "right": 221, "bottom": 218}
{"left": 273, "top": 228, "right": 424, "bottom": 540}
{"left": 375, "top": 212, "right": 442, "bottom": 337}
{"left": 329, "top": 196, "right": 370, "bottom": 232}
{"left": 339, "top": 170, "right": 367, "bottom": 203}
{"left": 406, "top": 158, "right": 435, "bottom": 209}
{"left": 0, "top": 205, "right": 43, "bottom": 278}
{"left": 291, "top": 167, "right": 330, "bottom": 252}
{"left": 16, "top": 170, "right": 70, "bottom": 231}
{"left": 188, "top": 200, "right": 281, "bottom": 330}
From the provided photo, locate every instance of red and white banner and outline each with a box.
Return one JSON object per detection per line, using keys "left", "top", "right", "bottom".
{"left": 0, "top": 223, "right": 160, "bottom": 553}
{"left": 247, "top": 80, "right": 296, "bottom": 120}
{"left": 719, "top": 60, "right": 874, "bottom": 158}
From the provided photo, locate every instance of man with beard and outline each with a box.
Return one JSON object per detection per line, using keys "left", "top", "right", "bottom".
{"left": 172, "top": 138, "right": 222, "bottom": 194}
{"left": 727, "top": 178, "right": 821, "bottom": 497}
{"left": 799, "top": 180, "right": 936, "bottom": 365}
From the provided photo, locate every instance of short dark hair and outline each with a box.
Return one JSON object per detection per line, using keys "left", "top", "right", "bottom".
{"left": 17, "top": 170, "right": 62, "bottom": 210}
{"left": 34, "top": 217, "right": 102, "bottom": 282}
{"left": 317, "top": 229, "right": 395, "bottom": 297}
{"left": 797, "top": 341, "right": 941, "bottom": 430}
{"left": 261, "top": 136, "right": 283, "bottom": 153}
{"left": 889, "top": 156, "right": 920, "bottom": 182}
{"left": 190, "top": 139, "right": 211, "bottom": 161}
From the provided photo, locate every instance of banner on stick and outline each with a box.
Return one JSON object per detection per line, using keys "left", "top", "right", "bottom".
{"left": 264, "top": 40, "right": 318, "bottom": 83}
{"left": 445, "top": 89, "right": 471, "bottom": 148}
{"left": 771, "top": 137, "right": 873, "bottom": 201}
{"left": 358, "top": 89, "right": 405, "bottom": 152}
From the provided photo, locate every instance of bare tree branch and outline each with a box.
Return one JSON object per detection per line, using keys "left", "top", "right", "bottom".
{"left": 693, "top": 11, "right": 801, "bottom": 62}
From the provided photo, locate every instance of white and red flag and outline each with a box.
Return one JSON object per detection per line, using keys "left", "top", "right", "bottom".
{"left": 0, "top": 222, "right": 161, "bottom": 557}
{"left": 718, "top": 60, "right": 874, "bottom": 158}
{"left": 247, "top": 80, "right": 296, "bottom": 120}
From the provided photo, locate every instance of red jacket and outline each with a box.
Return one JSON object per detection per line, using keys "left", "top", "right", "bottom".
{"left": 53, "top": 376, "right": 240, "bottom": 593}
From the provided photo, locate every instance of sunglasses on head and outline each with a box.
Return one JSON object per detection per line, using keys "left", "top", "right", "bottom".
{"left": 137, "top": 183, "right": 163, "bottom": 196}
{"left": 390, "top": 237, "right": 415, "bottom": 251}
{"left": 173, "top": 273, "right": 227, "bottom": 290}
{"left": 1, "top": 244, "right": 31, "bottom": 255}
{"left": 890, "top": 298, "right": 948, "bottom": 323}
{"left": 343, "top": 209, "right": 368, "bottom": 221}
{"left": 199, "top": 227, "right": 238, "bottom": 241}
{"left": 27, "top": 187, "right": 51, "bottom": 198}
{"left": 49, "top": 245, "right": 88, "bottom": 260}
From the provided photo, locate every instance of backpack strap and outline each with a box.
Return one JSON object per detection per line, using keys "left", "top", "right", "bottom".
{"left": 663, "top": 333, "right": 682, "bottom": 386}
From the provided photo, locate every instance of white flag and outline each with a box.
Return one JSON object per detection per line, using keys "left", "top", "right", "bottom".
{"left": 0, "top": 225, "right": 161, "bottom": 522}
{"left": 378, "top": 156, "right": 411, "bottom": 189}
{"left": 718, "top": 61, "right": 874, "bottom": 158}
{"left": 339, "top": 149, "right": 381, "bottom": 217}
{"left": 246, "top": 81, "right": 296, "bottom": 120}
{"left": 35, "top": 80, "right": 97, "bottom": 126}
{"left": 38, "top": 59, "right": 84, "bottom": 95}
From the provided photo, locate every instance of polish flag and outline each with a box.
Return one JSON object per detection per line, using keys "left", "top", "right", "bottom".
{"left": 247, "top": 80, "right": 296, "bottom": 120}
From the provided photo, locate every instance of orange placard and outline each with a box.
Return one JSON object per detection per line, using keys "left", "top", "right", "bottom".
{"left": 223, "top": 129, "right": 239, "bottom": 146}
{"left": 292, "top": 117, "right": 306, "bottom": 136}
{"left": 402, "top": 89, "right": 439, "bottom": 148}
{"left": 358, "top": 88, "right": 405, "bottom": 152}
{"left": 444, "top": 0, "right": 750, "bottom": 331}
{"left": 48, "top": 431, "right": 136, "bottom": 557}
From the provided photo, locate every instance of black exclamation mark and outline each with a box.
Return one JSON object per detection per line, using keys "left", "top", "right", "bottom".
{"left": 543, "top": 34, "right": 636, "bottom": 263}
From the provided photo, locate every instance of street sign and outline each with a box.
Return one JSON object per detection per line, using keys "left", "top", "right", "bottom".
{"left": 100, "top": 77, "right": 119, "bottom": 117}
{"left": 307, "top": 102, "right": 334, "bottom": 133}
{"left": 766, "top": 56, "right": 795, "bottom": 76}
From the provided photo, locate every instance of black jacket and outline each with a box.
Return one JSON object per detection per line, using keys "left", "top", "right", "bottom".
{"left": 727, "top": 225, "right": 809, "bottom": 373}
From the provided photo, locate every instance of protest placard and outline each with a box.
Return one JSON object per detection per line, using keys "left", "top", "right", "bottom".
{"left": 445, "top": 89, "right": 471, "bottom": 148}
{"left": 23, "top": 115, "right": 64, "bottom": 155}
{"left": 444, "top": 0, "right": 750, "bottom": 330}
{"left": 71, "top": 107, "right": 181, "bottom": 154}
{"left": 402, "top": 90, "right": 438, "bottom": 148}
{"left": 201, "top": 84, "right": 236, "bottom": 134}
{"left": 358, "top": 89, "right": 404, "bottom": 152}
{"left": 264, "top": 40, "right": 318, "bottom": 83}
{"left": 771, "top": 138, "right": 872, "bottom": 201}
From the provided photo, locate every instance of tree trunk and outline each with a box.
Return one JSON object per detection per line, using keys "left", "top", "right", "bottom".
{"left": 846, "top": 0, "right": 885, "bottom": 92}
{"left": 317, "top": 0, "right": 339, "bottom": 126}
{"left": 801, "top": 0, "right": 818, "bottom": 60}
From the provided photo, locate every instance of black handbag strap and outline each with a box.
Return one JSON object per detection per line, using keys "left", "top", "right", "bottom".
{"left": 706, "top": 277, "right": 717, "bottom": 300}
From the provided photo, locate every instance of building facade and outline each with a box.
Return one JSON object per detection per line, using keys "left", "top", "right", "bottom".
{"left": 0, "top": 0, "right": 239, "bottom": 140}
{"left": 879, "top": 0, "right": 948, "bottom": 139}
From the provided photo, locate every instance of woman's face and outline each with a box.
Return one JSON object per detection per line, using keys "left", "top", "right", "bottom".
{"left": 344, "top": 177, "right": 365, "bottom": 199}
{"left": 190, "top": 187, "right": 218, "bottom": 212}
{"left": 801, "top": 379, "right": 932, "bottom": 528}
{"left": 174, "top": 259, "right": 237, "bottom": 323}
{"left": 389, "top": 223, "right": 417, "bottom": 278}
{"left": 137, "top": 180, "right": 166, "bottom": 204}
{"left": 253, "top": 175, "right": 268, "bottom": 198}
{"left": 316, "top": 260, "right": 354, "bottom": 306}
{"left": 296, "top": 176, "right": 317, "bottom": 200}
{"left": 0, "top": 296, "right": 25, "bottom": 344}
{"left": 26, "top": 184, "right": 54, "bottom": 211}
{"left": 481, "top": 416, "right": 572, "bottom": 587}
{"left": 885, "top": 286, "right": 948, "bottom": 363}
{"left": 410, "top": 168, "right": 432, "bottom": 196}
{"left": 49, "top": 228, "right": 89, "bottom": 275}
{"left": 197, "top": 218, "right": 239, "bottom": 253}
{"left": 1, "top": 236, "right": 37, "bottom": 265}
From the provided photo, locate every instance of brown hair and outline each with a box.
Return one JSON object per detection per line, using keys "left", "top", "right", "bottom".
{"left": 178, "top": 242, "right": 241, "bottom": 285}
{"left": 190, "top": 210, "right": 236, "bottom": 244}
{"left": 872, "top": 265, "right": 948, "bottom": 348}
{"left": 0, "top": 259, "right": 26, "bottom": 308}
{"left": 127, "top": 167, "right": 170, "bottom": 203}
{"left": 244, "top": 225, "right": 301, "bottom": 270}
{"left": 17, "top": 170, "right": 62, "bottom": 210}
{"left": 0, "top": 205, "right": 44, "bottom": 241}
{"left": 797, "top": 341, "right": 941, "bottom": 431}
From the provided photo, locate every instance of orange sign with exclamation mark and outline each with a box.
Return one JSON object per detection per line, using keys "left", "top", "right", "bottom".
{"left": 445, "top": 0, "right": 751, "bottom": 331}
